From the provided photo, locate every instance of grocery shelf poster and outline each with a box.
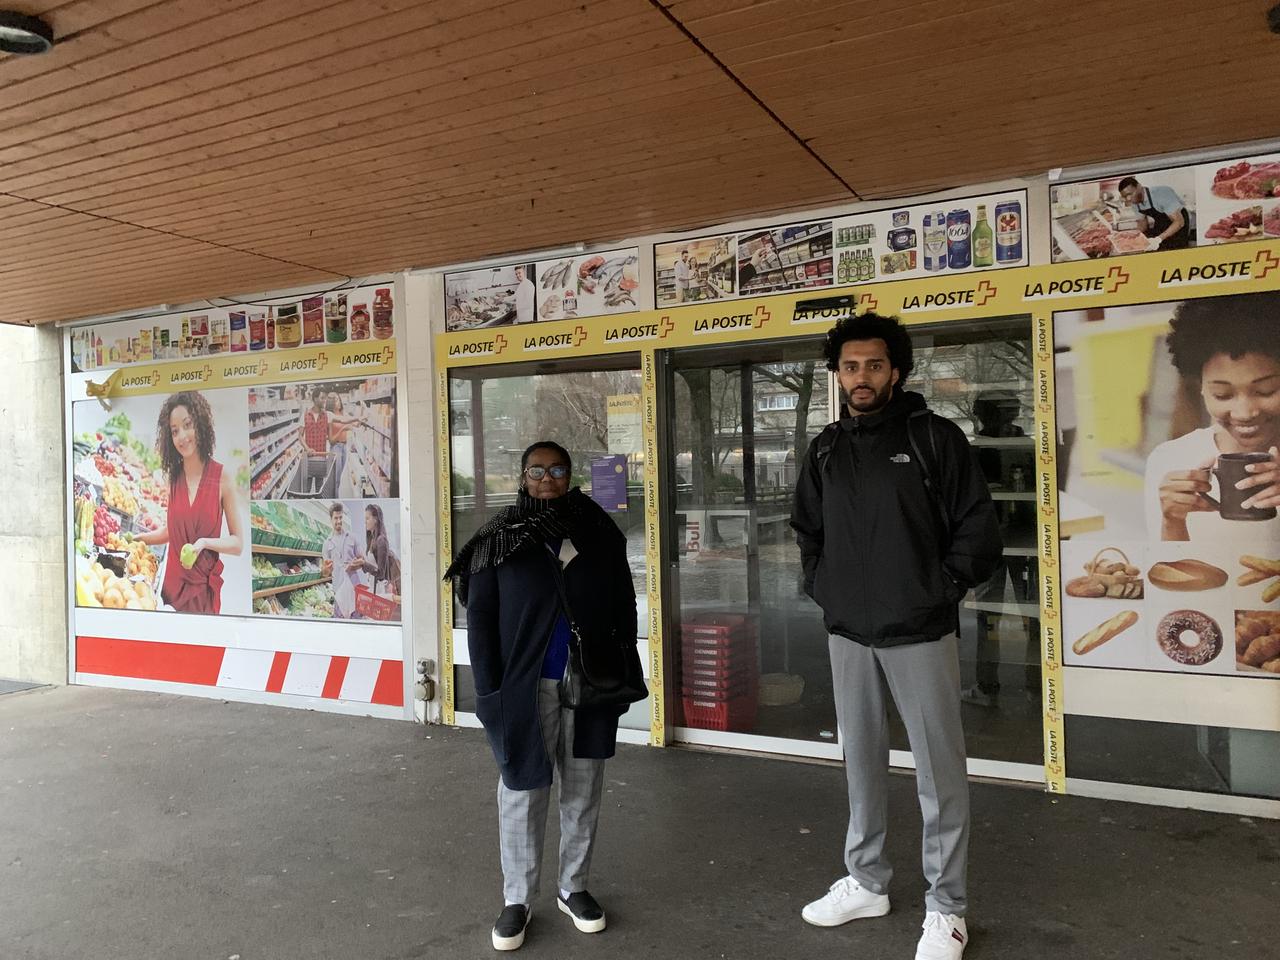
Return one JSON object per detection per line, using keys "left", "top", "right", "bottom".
{"left": 534, "top": 248, "right": 642, "bottom": 321}
{"left": 1050, "top": 150, "right": 1280, "bottom": 264}
{"left": 655, "top": 234, "right": 736, "bottom": 306}
{"left": 1053, "top": 289, "right": 1280, "bottom": 678}
{"left": 71, "top": 321, "right": 402, "bottom": 624}
{"left": 68, "top": 283, "right": 395, "bottom": 374}
{"left": 444, "top": 262, "right": 537, "bottom": 330}
{"left": 737, "top": 219, "right": 834, "bottom": 297}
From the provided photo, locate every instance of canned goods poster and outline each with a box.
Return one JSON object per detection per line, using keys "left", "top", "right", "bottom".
{"left": 70, "top": 344, "right": 403, "bottom": 625}
{"left": 1053, "top": 289, "right": 1280, "bottom": 678}
{"left": 68, "top": 283, "right": 395, "bottom": 374}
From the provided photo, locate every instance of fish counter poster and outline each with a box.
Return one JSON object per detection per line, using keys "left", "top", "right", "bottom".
{"left": 444, "top": 249, "right": 643, "bottom": 331}
{"left": 1053, "top": 288, "right": 1280, "bottom": 678}
{"left": 1050, "top": 148, "right": 1280, "bottom": 263}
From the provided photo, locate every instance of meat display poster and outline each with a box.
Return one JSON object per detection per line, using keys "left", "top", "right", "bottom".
{"left": 1053, "top": 289, "right": 1280, "bottom": 678}
{"left": 1050, "top": 150, "right": 1280, "bottom": 263}
{"left": 444, "top": 263, "right": 537, "bottom": 330}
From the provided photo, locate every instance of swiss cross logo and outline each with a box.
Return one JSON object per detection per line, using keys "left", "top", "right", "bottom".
{"left": 1105, "top": 265, "right": 1130, "bottom": 294}
{"left": 1254, "top": 248, "right": 1280, "bottom": 279}
{"left": 754, "top": 304, "right": 770, "bottom": 328}
{"left": 380, "top": 345, "right": 395, "bottom": 365}
{"left": 573, "top": 325, "right": 588, "bottom": 347}
{"left": 659, "top": 316, "right": 675, "bottom": 338}
{"left": 858, "top": 291, "right": 878, "bottom": 312}
{"left": 494, "top": 334, "right": 508, "bottom": 355}
{"left": 316, "top": 352, "right": 328, "bottom": 370}
{"left": 975, "top": 279, "right": 997, "bottom": 307}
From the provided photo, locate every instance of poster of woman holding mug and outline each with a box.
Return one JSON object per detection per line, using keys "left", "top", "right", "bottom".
{"left": 1145, "top": 293, "right": 1280, "bottom": 542}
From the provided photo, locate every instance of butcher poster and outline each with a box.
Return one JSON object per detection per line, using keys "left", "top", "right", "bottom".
{"left": 1050, "top": 149, "right": 1280, "bottom": 263}
{"left": 1053, "top": 289, "right": 1280, "bottom": 678}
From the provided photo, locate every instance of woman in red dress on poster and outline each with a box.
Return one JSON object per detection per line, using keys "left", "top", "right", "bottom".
{"left": 136, "top": 391, "right": 244, "bottom": 613}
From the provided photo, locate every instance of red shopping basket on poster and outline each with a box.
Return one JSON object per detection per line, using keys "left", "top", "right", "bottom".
{"left": 354, "top": 584, "right": 399, "bottom": 621}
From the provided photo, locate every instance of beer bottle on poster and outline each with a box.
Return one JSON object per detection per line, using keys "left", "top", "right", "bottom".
{"left": 266, "top": 306, "right": 276, "bottom": 350}
{"left": 972, "top": 205, "right": 994, "bottom": 268}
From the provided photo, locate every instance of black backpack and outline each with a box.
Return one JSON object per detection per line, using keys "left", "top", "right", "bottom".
{"left": 812, "top": 409, "right": 953, "bottom": 544}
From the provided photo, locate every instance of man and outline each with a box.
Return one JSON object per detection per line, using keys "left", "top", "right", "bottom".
{"left": 1117, "top": 175, "right": 1191, "bottom": 251}
{"left": 321, "top": 502, "right": 365, "bottom": 619}
{"left": 302, "top": 388, "right": 329, "bottom": 457}
{"left": 513, "top": 265, "right": 536, "bottom": 325}
{"left": 673, "top": 249, "right": 692, "bottom": 302}
{"left": 791, "top": 312, "right": 1001, "bottom": 960}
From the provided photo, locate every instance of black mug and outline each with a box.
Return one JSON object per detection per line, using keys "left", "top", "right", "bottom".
{"left": 1209, "top": 452, "right": 1277, "bottom": 521}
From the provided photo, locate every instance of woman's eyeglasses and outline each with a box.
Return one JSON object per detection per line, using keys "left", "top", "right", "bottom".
{"left": 524, "top": 464, "right": 569, "bottom": 480}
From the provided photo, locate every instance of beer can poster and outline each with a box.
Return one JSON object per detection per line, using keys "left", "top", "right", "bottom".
{"left": 1053, "top": 290, "right": 1280, "bottom": 679}
{"left": 829, "top": 189, "right": 1027, "bottom": 285}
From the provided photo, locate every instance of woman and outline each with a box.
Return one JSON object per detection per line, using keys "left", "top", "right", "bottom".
{"left": 356, "top": 503, "right": 399, "bottom": 601}
{"left": 1146, "top": 292, "right": 1280, "bottom": 541}
{"left": 444, "top": 441, "right": 638, "bottom": 952}
{"left": 135, "top": 391, "right": 244, "bottom": 613}
{"left": 327, "top": 395, "right": 361, "bottom": 496}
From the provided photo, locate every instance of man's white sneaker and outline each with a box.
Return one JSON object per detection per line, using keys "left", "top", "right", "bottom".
{"left": 915, "top": 912, "right": 967, "bottom": 960}
{"left": 801, "top": 876, "right": 890, "bottom": 927}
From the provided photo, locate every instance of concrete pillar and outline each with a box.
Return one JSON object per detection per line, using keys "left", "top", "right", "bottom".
{"left": 0, "top": 323, "right": 66, "bottom": 683}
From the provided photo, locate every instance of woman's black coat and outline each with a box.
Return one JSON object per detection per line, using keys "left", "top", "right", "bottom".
{"left": 466, "top": 525, "right": 637, "bottom": 790}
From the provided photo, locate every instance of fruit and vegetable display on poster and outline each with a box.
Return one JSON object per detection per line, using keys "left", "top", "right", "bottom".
{"left": 68, "top": 283, "right": 394, "bottom": 374}
{"left": 1054, "top": 290, "right": 1280, "bottom": 677}
{"left": 1050, "top": 150, "right": 1280, "bottom": 263}
{"left": 71, "top": 345, "right": 402, "bottom": 624}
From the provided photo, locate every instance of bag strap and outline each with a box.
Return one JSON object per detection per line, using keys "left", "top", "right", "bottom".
{"left": 545, "top": 548, "right": 583, "bottom": 650}
{"left": 906, "top": 410, "right": 952, "bottom": 542}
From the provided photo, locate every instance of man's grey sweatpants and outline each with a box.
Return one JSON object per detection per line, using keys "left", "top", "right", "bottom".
{"left": 829, "top": 633, "right": 969, "bottom": 916}
{"left": 497, "top": 678, "right": 606, "bottom": 906}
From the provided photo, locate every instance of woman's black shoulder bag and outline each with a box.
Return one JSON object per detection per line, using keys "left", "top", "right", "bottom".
{"left": 547, "top": 554, "right": 648, "bottom": 709}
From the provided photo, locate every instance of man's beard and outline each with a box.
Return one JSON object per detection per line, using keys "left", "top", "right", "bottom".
{"left": 847, "top": 382, "right": 892, "bottom": 413}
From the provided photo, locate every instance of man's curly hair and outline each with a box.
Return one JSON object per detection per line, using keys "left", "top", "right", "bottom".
{"left": 156, "top": 391, "right": 216, "bottom": 483}
{"left": 821, "top": 311, "right": 914, "bottom": 381}
{"left": 1167, "top": 292, "right": 1280, "bottom": 381}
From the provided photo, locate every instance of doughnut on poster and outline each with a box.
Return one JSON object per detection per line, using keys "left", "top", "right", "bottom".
{"left": 1053, "top": 290, "right": 1280, "bottom": 678}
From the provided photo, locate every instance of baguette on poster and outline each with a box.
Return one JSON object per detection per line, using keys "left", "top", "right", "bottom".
{"left": 1147, "top": 559, "right": 1228, "bottom": 592}
{"left": 1071, "top": 610, "right": 1139, "bottom": 655}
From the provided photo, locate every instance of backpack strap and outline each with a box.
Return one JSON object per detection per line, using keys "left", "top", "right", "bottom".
{"left": 906, "top": 410, "right": 952, "bottom": 542}
{"left": 813, "top": 422, "right": 840, "bottom": 477}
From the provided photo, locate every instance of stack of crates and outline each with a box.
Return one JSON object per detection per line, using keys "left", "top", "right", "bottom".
{"left": 679, "top": 613, "right": 759, "bottom": 732}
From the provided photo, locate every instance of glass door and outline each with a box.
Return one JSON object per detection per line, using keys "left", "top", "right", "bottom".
{"left": 662, "top": 339, "right": 841, "bottom": 756}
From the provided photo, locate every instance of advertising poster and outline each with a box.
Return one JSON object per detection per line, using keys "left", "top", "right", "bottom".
{"left": 655, "top": 234, "right": 736, "bottom": 306}
{"left": 1054, "top": 290, "right": 1280, "bottom": 678}
{"left": 69, "top": 285, "right": 394, "bottom": 373}
{"left": 1050, "top": 151, "right": 1280, "bottom": 264}
{"left": 249, "top": 375, "right": 397, "bottom": 501}
{"left": 72, "top": 391, "right": 252, "bottom": 616}
{"left": 832, "top": 190, "right": 1028, "bottom": 282}
{"left": 737, "top": 219, "right": 834, "bottom": 297}
{"left": 251, "top": 498, "right": 401, "bottom": 621}
{"left": 443, "top": 263, "right": 536, "bottom": 331}
{"left": 606, "top": 393, "right": 643, "bottom": 454}
{"left": 535, "top": 248, "right": 642, "bottom": 321}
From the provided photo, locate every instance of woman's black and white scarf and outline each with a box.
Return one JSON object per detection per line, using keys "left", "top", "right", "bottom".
{"left": 443, "top": 487, "right": 619, "bottom": 604}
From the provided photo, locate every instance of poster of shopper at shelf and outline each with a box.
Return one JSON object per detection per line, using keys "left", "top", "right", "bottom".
{"left": 249, "top": 375, "right": 397, "bottom": 501}
{"left": 71, "top": 390, "right": 252, "bottom": 616}
{"left": 831, "top": 190, "right": 1028, "bottom": 282}
{"left": 68, "top": 284, "right": 394, "bottom": 374}
{"left": 737, "top": 220, "right": 834, "bottom": 297}
{"left": 250, "top": 499, "right": 401, "bottom": 622}
{"left": 444, "top": 263, "right": 536, "bottom": 331}
{"left": 1053, "top": 290, "right": 1280, "bottom": 679}
{"left": 534, "top": 248, "right": 642, "bottom": 321}
{"left": 654, "top": 234, "right": 737, "bottom": 306}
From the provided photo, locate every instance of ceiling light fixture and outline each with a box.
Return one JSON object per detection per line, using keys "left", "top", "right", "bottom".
{"left": 0, "top": 10, "right": 54, "bottom": 55}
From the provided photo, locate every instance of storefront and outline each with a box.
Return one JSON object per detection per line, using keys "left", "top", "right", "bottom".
{"left": 57, "top": 143, "right": 1280, "bottom": 816}
{"left": 433, "top": 154, "right": 1280, "bottom": 815}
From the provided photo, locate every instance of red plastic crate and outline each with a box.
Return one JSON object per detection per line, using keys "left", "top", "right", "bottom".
{"left": 681, "top": 687, "right": 759, "bottom": 732}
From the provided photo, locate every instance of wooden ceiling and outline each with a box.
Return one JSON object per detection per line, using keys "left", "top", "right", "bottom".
{"left": 1, "top": 0, "right": 1277, "bottom": 325}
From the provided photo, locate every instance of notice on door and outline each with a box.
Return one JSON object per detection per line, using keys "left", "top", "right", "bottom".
{"left": 607, "top": 394, "right": 643, "bottom": 454}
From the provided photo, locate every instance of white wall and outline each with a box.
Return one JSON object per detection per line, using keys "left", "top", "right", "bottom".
{"left": 0, "top": 323, "right": 67, "bottom": 683}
